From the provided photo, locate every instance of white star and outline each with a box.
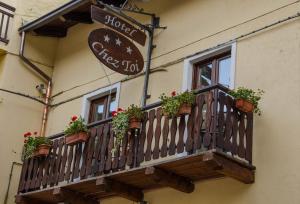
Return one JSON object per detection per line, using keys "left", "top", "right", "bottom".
{"left": 126, "top": 46, "right": 132, "bottom": 54}
{"left": 116, "top": 38, "right": 122, "bottom": 46}
{"left": 104, "top": 35, "right": 110, "bottom": 43}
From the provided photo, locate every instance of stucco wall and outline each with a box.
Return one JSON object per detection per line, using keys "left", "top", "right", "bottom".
{"left": 0, "top": 1, "right": 70, "bottom": 203}
{"left": 45, "top": 0, "right": 300, "bottom": 204}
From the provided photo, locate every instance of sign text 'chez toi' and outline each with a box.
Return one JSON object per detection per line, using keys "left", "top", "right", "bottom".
{"left": 89, "top": 5, "right": 146, "bottom": 75}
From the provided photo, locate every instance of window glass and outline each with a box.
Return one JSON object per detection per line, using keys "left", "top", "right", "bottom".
{"left": 108, "top": 94, "right": 117, "bottom": 117}
{"left": 218, "top": 57, "right": 231, "bottom": 88}
{"left": 198, "top": 63, "right": 212, "bottom": 87}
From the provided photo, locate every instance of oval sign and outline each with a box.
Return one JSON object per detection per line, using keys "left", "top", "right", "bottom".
{"left": 88, "top": 28, "right": 144, "bottom": 75}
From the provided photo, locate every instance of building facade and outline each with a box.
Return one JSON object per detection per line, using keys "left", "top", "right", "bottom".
{"left": 1, "top": 0, "right": 300, "bottom": 203}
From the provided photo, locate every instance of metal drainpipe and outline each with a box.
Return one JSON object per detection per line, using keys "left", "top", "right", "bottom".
{"left": 19, "top": 31, "right": 52, "bottom": 137}
{"left": 141, "top": 15, "right": 155, "bottom": 107}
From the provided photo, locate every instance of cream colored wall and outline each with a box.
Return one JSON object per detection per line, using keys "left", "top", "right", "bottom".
{"left": 45, "top": 0, "right": 300, "bottom": 203}
{"left": 0, "top": 1, "right": 69, "bottom": 203}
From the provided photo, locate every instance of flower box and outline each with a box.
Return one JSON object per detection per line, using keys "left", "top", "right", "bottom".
{"left": 65, "top": 132, "right": 89, "bottom": 145}
{"left": 235, "top": 99, "right": 254, "bottom": 113}
{"left": 129, "top": 118, "right": 141, "bottom": 129}
{"left": 177, "top": 103, "right": 192, "bottom": 116}
{"left": 33, "top": 144, "right": 51, "bottom": 157}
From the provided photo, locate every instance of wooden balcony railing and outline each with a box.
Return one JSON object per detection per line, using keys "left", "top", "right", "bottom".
{"left": 0, "top": 1, "right": 15, "bottom": 44}
{"left": 17, "top": 85, "right": 254, "bottom": 200}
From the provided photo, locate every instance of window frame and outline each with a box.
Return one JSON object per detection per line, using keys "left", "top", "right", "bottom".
{"left": 182, "top": 43, "right": 236, "bottom": 91}
{"left": 81, "top": 83, "right": 121, "bottom": 123}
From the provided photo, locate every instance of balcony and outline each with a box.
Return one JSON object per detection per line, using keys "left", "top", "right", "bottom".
{"left": 0, "top": 1, "right": 15, "bottom": 44}
{"left": 16, "top": 85, "right": 255, "bottom": 204}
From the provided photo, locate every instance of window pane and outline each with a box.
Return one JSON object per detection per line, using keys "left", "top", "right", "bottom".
{"left": 218, "top": 57, "right": 231, "bottom": 88}
{"left": 198, "top": 63, "right": 212, "bottom": 87}
{"left": 108, "top": 94, "right": 117, "bottom": 117}
{"left": 94, "top": 102, "right": 105, "bottom": 121}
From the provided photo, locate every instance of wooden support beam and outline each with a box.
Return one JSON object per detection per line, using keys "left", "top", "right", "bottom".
{"left": 96, "top": 178, "right": 144, "bottom": 202}
{"left": 214, "top": 154, "right": 255, "bottom": 184}
{"left": 15, "top": 195, "right": 50, "bottom": 204}
{"left": 63, "top": 12, "right": 93, "bottom": 24}
{"left": 145, "top": 167, "right": 195, "bottom": 193}
{"left": 53, "top": 187, "right": 99, "bottom": 204}
{"left": 34, "top": 26, "right": 68, "bottom": 38}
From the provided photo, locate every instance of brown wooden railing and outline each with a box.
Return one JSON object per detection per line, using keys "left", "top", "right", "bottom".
{"left": 0, "top": 1, "right": 15, "bottom": 44}
{"left": 18, "top": 85, "right": 253, "bottom": 193}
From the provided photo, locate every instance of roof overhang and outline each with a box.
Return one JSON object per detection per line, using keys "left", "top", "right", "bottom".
{"left": 18, "top": 0, "right": 128, "bottom": 37}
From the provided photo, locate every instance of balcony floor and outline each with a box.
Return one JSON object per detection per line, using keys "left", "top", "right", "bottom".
{"left": 16, "top": 151, "right": 255, "bottom": 204}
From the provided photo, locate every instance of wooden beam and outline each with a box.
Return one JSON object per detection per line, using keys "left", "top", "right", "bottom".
{"left": 53, "top": 187, "right": 99, "bottom": 204}
{"left": 145, "top": 167, "right": 195, "bottom": 193}
{"left": 34, "top": 26, "right": 68, "bottom": 38}
{"left": 63, "top": 12, "right": 93, "bottom": 24}
{"left": 15, "top": 195, "right": 50, "bottom": 204}
{"left": 96, "top": 178, "right": 144, "bottom": 202}
{"left": 213, "top": 154, "right": 255, "bottom": 184}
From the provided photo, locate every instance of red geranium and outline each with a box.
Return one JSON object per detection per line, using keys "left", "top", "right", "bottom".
{"left": 171, "top": 91, "right": 176, "bottom": 97}
{"left": 23, "top": 132, "right": 32, "bottom": 137}
{"left": 117, "top": 108, "right": 123, "bottom": 112}
{"left": 71, "top": 116, "right": 78, "bottom": 122}
{"left": 112, "top": 111, "right": 117, "bottom": 117}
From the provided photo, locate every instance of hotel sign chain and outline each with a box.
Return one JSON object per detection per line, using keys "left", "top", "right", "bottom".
{"left": 89, "top": 5, "right": 146, "bottom": 75}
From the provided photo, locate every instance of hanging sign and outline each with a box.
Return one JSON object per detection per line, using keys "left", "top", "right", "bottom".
{"left": 88, "top": 28, "right": 144, "bottom": 75}
{"left": 91, "top": 5, "right": 147, "bottom": 46}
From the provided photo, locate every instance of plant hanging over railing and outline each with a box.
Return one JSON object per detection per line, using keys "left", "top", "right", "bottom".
{"left": 23, "top": 132, "right": 52, "bottom": 159}
{"left": 159, "top": 90, "right": 195, "bottom": 117}
{"left": 229, "top": 87, "right": 264, "bottom": 115}
{"left": 112, "top": 108, "right": 129, "bottom": 146}
{"left": 64, "top": 116, "right": 88, "bottom": 136}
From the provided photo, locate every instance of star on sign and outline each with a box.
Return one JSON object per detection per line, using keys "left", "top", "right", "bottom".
{"left": 104, "top": 35, "right": 110, "bottom": 43}
{"left": 115, "top": 38, "right": 122, "bottom": 46}
{"left": 126, "top": 46, "right": 133, "bottom": 55}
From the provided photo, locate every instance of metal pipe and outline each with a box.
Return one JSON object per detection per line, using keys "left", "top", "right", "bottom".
{"left": 4, "top": 162, "right": 22, "bottom": 204}
{"left": 19, "top": 31, "right": 52, "bottom": 137}
{"left": 141, "top": 16, "right": 155, "bottom": 106}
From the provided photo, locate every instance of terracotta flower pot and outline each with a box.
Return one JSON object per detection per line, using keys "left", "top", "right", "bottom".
{"left": 177, "top": 103, "right": 192, "bottom": 116}
{"left": 129, "top": 118, "right": 141, "bottom": 129}
{"left": 65, "top": 132, "right": 89, "bottom": 145}
{"left": 235, "top": 99, "right": 254, "bottom": 113}
{"left": 34, "top": 144, "right": 51, "bottom": 157}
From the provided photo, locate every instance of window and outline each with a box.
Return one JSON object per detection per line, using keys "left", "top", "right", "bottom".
{"left": 182, "top": 43, "right": 236, "bottom": 91}
{"left": 88, "top": 93, "right": 116, "bottom": 123}
{"left": 192, "top": 52, "right": 232, "bottom": 89}
{"left": 81, "top": 83, "right": 120, "bottom": 124}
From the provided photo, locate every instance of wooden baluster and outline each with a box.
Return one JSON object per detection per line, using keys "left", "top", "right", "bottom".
{"left": 98, "top": 124, "right": 110, "bottom": 174}
{"left": 217, "top": 92, "right": 226, "bottom": 149}
{"left": 58, "top": 143, "right": 68, "bottom": 182}
{"left": 119, "top": 131, "right": 128, "bottom": 170}
{"left": 186, "top": 108, "right": 195, "bottom": 152}
{"left": 160, "top": 116, "right": 169, "bottom": 157}
{"left": 137, "top": 112, "right": 148, "bottom": 165}
{"left": 224, "top": 96, "right": 233, "bottom": 151}
{"left": 79, "top": 133, "right": 90, "bottom": 179}
{"left": 177, "top": 115, "right": 185, "bottom": 154}
{"left": 18, "top": 159, "right": 28, "bottom": 192}
{"left": 112, "top": 136, "right": 120, "bottom": 171}
{"left": 47, "top": 139, "right": 58, "bottom": 186}
{"left": 85, "top": 128, "right": 97, "bottom": 177}
{"left": 105, "top": 127, "right": 114, "bottom": 172}
{"left": 64, "top": 145, "right": 74, "bottom": 182}
{"left": 238, "top": 113, "right": 246, "bottom": 158}
{"left": 193, "top": 94, "right": 205, "bottom": 151}
{"left": 35, "top": 158, "right": 46, "bottom": 189}
{"left": 24, "top": 158, "right": 34, "bottom": 192}
{"left": 127, "top": 130, "right": 135, "bottom": 167}
{"left": 203, "top": 92, "right": 213, "bottom": 147}
{"left": 145, "top": 110, "right": 155, "bottom": 161}
{"left": 168, "top": 117, "right": 177, "bottom": 156}
{"left": 29, "top": 158, "right": 39, "bottom": 190}
{"left": 72, "top": 142, "right": 83, "bottom": 180}
{"left": 93, "top": 125, "right": 104, "bottom": 175}
{"left": 53, "top": 138, "right": 64, "bottom": 185}
{"left": 153, "top": 108, "right": 162, "bottom": 159}
{"left": 232, "top": 110, "right": 239, "bottom": 155}
{"left": 42, "top": 148, "right": 52, "bottom": 188}
{"left": 245, "top": 113, "right": 253, "bottom": 163}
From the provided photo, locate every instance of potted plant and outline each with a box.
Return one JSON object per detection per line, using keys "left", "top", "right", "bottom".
{"left": 64, "top": 116, "right": 88, "bottom": 145}
{"left": 159, "top": 90, "right": 195, "bottom": 117}
{"left": 23, "top": 132, "right": 52, "bottom": 159}
{"left": 112, "top": 108, "right": 129, "bottom": 146}
{"left": 126, "top": 104, "right": 144, "bottom": 129}
{"left": 229, "top": 87, "right": 264, "bottom": 115}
